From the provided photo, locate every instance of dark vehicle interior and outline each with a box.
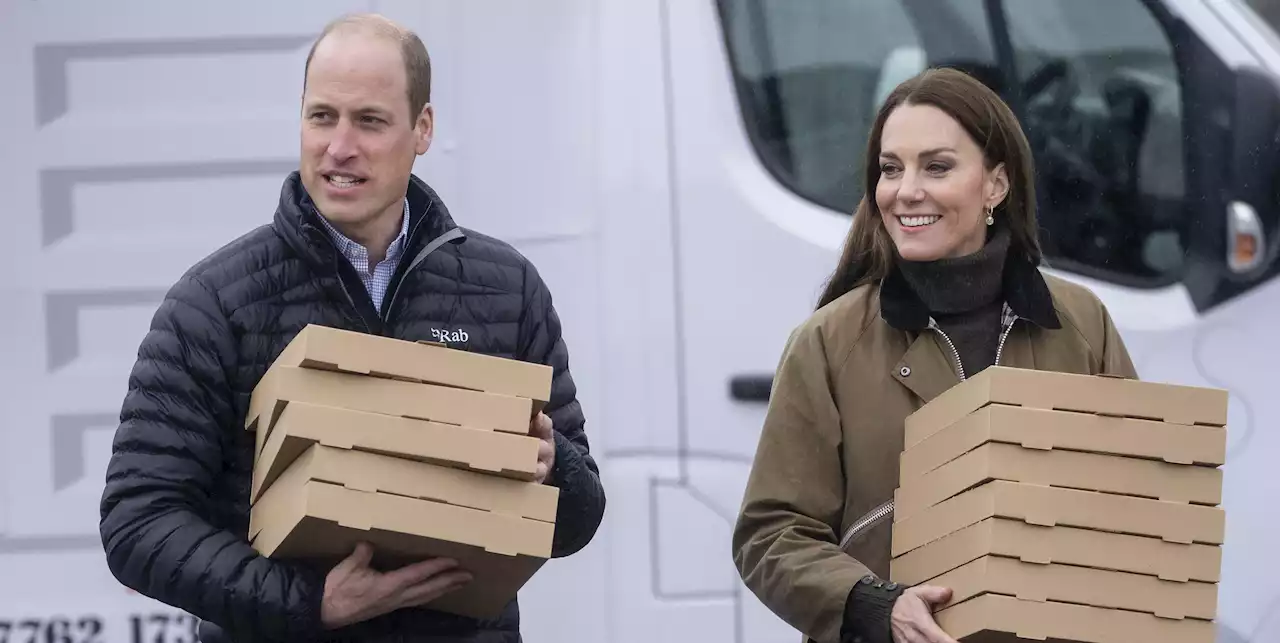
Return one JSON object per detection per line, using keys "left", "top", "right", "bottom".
{"left": 719, "top": 0, "right": 1192, "bottom": 286}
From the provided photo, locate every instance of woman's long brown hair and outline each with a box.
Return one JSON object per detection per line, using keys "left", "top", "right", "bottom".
{"left": 815, "top": 67, "right": 1042, "bottom": 310}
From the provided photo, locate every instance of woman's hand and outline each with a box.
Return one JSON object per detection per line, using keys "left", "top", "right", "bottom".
{"left": 890, "top": 585, "right": 958, "bottom": 643}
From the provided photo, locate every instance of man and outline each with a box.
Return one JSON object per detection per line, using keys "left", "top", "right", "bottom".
{"left": 98, "top": 13, "right": 606, "bottom": 643}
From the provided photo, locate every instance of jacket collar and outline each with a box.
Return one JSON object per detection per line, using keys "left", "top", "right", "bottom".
{"left": 272, "top": 171, "right": 463, "bottom": 270}
{"left": 879, "top": 247, "right": 1061, "bottom": 331}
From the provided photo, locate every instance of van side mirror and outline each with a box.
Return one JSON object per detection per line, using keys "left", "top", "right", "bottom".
{"left": 1227, "top": 68, "right": 1280, "bottom": 276}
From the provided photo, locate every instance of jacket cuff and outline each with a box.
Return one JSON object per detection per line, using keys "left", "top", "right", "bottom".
{"left": 840, "top": 575, "right": 907, "bottom": 643}
{"left": 289, "top": 561, "right": 330, "bottom": 638}
{"left": 549, "top": 430, "right": 571, "bottom": 486}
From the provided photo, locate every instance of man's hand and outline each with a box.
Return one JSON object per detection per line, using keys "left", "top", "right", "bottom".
{"left": 530, "top": 412, "right": 556, "bottom": 484}
{"left": 891, "top": 585, "right": 958, "bottom": 643}
{"left": 320, "top": 542, "right": 473, "bottom": 630}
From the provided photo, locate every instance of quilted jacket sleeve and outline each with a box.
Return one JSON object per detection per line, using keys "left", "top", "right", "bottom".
{"left": 99, "top": 273, "right": 326, "bottom": 643}
{"left": 518, "top": 262, "right": 606, "bottom": 557}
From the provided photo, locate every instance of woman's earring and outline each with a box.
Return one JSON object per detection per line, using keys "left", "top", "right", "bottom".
{"left": 985, "top": 205, "right": 995, "bottom": 226}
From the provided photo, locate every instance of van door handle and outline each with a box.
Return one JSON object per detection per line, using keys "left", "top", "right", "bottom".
{"left": 729, "top": 374, "right": 773, "bottom": 402}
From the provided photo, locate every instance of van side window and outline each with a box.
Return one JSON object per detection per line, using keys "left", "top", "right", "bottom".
{"left": 718, "top": 0, "right": 1186, "bottom": 286}
{"left": 1005, "top": 2, "right": 1186, "bottom": 284}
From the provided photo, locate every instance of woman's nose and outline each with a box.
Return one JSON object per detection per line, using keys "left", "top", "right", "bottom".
{"left": 897, "top": 172, "right": 924, "bottom": 203}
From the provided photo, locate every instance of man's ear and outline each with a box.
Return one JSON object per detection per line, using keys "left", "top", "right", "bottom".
{"left": 415, "top": 103, "right": 434, "bottom": 156}
{"left": 987, "top": 162, "right": 1010, "bottom": 210}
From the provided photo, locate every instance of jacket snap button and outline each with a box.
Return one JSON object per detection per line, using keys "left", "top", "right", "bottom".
{"left": 899, "top": 366, "right": 911, "bottom": 377}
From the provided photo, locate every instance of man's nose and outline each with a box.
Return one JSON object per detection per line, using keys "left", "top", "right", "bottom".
{"left": 327, "top": 121, "right": 358, "bottom": 161}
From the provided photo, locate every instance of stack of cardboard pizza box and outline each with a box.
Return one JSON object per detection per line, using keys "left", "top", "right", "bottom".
{"left": 889, "top": 366, "right": 1229, "bottom": 643}
{"left": 245, "top": 324, "right": 557, "bottom": 620}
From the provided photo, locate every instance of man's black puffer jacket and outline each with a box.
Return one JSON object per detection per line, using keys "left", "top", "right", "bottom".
{"left": 98, "top": 172, "right": 606, "bottom": 643}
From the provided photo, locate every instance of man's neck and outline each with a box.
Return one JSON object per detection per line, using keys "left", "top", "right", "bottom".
{"left": 326, "top": 200, "right": 405, "bottom": 264}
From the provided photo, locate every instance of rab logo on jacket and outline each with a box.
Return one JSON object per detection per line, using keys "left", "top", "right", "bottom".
{"left": 430, "top": 328, "right": 470, "bottom": 344}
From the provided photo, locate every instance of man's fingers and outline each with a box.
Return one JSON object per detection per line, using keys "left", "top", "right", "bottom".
{"left": 535, "top": 423, "right": 554, "bottom": 484}
{"left": 338, "top": 541, "right": 374, "bottom": 572}
{"left": 384, "top": 557, "right": 461, "bottom": 589}
{"left": 530, "top": 413, "right": 552, "bottom": 439}
{"left": 398, "top": 570, "right": 474, "bottom": 606}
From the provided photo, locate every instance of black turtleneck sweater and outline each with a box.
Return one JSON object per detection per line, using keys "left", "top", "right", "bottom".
{"left": 897, "top": 227, "right": 1010, "bottom": 378}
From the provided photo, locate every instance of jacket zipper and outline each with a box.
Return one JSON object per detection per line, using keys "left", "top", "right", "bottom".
{"left": 382, "top": 227, "right": 465, "bottom": 323}
{"left": 308, "top": 210, "right": 380, "bottom": 334}
{"left": 313, "top": 202, "right": 466, "bottom": 333}
{"left": 318, "top": 235, "right": 374, "bottom": 334}
{"left": 336, "top": 274, "right": 372, "bottom": 333}
{"left": 930, "top": 303, "right": 1021, "bottom": 381}
{"left": 839, "top": 499, "right": 895, "bottom": 552}
{"left": 994, "top": 304, "right": 1019, "bottom": 367}
{"left": 929, "top": 319, "right": 968, "bottom": 382}
{"left": 838, "top": 305, "right": 1022, "bottom": 551}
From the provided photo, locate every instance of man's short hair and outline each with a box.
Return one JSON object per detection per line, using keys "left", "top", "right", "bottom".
{"left": 303, "top": 13, "right": 432, "bottom": 120}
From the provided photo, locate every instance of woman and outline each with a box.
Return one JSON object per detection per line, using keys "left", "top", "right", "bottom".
{"left": 731, "top": 67, "right": 1137, "bottom": 643}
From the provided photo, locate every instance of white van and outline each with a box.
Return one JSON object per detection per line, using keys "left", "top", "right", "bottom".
{"left": 0, "top": 0, "right": 1277, "bottom": 641}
